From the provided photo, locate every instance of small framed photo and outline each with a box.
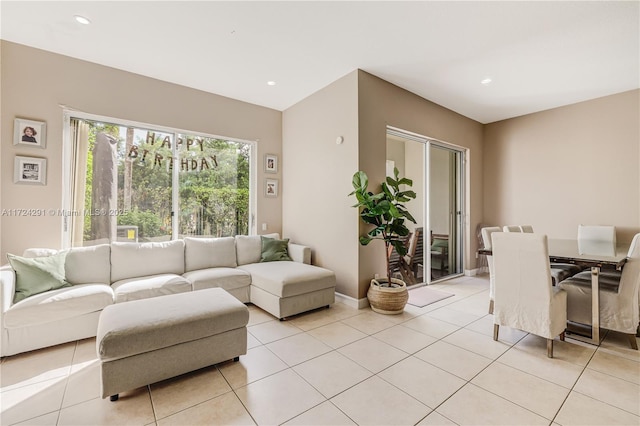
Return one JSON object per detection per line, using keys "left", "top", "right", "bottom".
{"left": 265, "top": 178, "right": 278, "bottom": 197}
{"left": 264, "top": 154, "right": 278, "bottom": 173}
{"left": 14, "top": 156, "right": 47, "bottom": 185}
{"left": 14, "top": 118, "right": 46, "bottom": 149}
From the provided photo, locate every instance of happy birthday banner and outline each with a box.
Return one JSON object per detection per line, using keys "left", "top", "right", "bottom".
{"left": 126, "top": 132, "right": 219, "bottom": 172}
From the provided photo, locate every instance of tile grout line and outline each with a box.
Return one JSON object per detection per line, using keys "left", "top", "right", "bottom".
{"left": 548, "top": 338, "right": 600, "bottom": 425}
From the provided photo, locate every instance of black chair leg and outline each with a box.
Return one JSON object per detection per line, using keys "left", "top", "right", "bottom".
{"left": 110, "top": 394, "right": 119, "bottom": 402}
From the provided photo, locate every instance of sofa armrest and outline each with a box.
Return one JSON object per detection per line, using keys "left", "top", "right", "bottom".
{"left": 288, "top": 243, "right": 311, "bottom": 265}
{"left": 1, "top": 265, "right": 16, "bottom": 320}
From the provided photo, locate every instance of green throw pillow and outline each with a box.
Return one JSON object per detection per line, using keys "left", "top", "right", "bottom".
{"left": 7, "top": 252, "right": 71, "bottom": 303}
{"left": 260, "top": 236, "right": 292, "bottom": 262}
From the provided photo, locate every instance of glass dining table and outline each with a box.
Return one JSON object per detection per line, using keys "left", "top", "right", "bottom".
{"left": 478, "top": 238, "right": 630, "bottom": 345}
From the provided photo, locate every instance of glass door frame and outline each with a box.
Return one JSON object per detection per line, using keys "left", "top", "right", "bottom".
{"left": 428, "top": 141, "right": 465, "bottom": 282}
{"left": 61, "top": 108, "right": 257, "bottom": 248}
{"left": 386, "top": 126, "right": 466, "bottom": 284}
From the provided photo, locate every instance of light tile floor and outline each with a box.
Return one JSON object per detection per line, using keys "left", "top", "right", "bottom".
{"left": 2, "top": 275, "right": 639, "bottom": 425}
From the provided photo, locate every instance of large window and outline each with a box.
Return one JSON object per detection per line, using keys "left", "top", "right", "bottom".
{"left": 63, "top": 114, "right": 254, "bottom": 246}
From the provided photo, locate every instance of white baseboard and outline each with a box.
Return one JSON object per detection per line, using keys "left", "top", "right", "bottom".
{"left": 335, "top": 292, "right": 369, "bottom": 309}
{"left": 465, "top": 268, "right": 479, "bottom": 276}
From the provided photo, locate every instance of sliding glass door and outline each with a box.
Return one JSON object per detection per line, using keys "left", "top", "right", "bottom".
{"left": 429, "top": 143, "right": 464, "bottom": 279}
{"left": 386, "top": 128, "right": 465, "bottom": 284}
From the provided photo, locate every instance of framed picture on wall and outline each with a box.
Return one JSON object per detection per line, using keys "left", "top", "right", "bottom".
{"left": 264, "top": 154, "right": 278, "bottom": 173}
{"left": 265, "top": 178, "right": 278, "bottom": 197}
{"left": 13, "top": 118, "right": 47, "bottom": 149}
{"left": 14, "top": 156, "right": 47, "bottom": 185}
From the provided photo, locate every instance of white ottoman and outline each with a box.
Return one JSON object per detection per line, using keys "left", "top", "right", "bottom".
{"left": 97, "top": 288, "right": 249, "bottom": 400}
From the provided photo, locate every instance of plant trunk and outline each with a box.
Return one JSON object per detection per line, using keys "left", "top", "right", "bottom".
{"left": 385, "top": 240, "right": 391, "bottom": 283}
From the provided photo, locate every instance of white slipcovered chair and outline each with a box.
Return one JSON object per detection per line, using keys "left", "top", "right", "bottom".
{"left": 558, "top": 233, "right": 640, "bottom": 350}
{"left": 492, "top": 232, "right": 567, "bottom": 358}
{"left": 503, "top": 225, "right": 582, "bottom": 285}
{"left": 577, "top": 224, "right": 616, "bottom": 256}
{"left": 481, "top": 226, "right": 502, "bottom": 314}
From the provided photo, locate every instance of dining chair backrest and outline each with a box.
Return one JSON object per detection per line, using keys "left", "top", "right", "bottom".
{"left": 481, "top": 226, "right": 502, "bottom": 301}
{"left": 503, "top": 226, "right": 521, "bottom": 233}
{"left": 520, "top": 225, "right": 534, "bottom": 233}
{"left": 617, "top": 233, "right": 640, "bottom": 330}
{"left": 492, "top": 232, "right": 565, "bottom": 340}
{"left": 481, "top": 227, "right": 502, "bottom": 251}
{"left": 577, "top": 225, "right": 616, "bottom": 256}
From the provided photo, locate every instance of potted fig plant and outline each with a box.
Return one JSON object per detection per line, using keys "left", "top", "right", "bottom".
{"left": 349, "top": 167, "right": 416, "bottom": 314}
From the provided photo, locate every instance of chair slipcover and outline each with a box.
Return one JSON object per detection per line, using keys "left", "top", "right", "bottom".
{"left": 503, "top": 225, "right": 521, "bottom": 233}
{"left": 492, "top": 233, "right": 567, "bottom": 356}
{"left": 577, "top": 225, "right": 616, "bottom": 256}
{"left": 481, "top": 227, "right": 502, "bottom": 305}
{"left": 503, "top": 225, "right": 581, "bottom": 285}
{"left": 559, "top": 233, "right": 640, "bottom": 338}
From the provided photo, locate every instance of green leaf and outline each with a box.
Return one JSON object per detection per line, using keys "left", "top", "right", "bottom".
{"left": 391, "top": 239, "right": 408, "bottom": 256}
{"left": 352, "top": 171, "right": 368, "bottom": 192}
{"left": 402, "top": 210, "right": 417, "bottom": 224}
{"left": 359, "top": 236, "right": 372, "bottom": 245}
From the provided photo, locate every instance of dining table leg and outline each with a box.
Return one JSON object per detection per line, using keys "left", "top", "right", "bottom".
{"left": 590, "top": 266, "right": 600, "bottom": 344}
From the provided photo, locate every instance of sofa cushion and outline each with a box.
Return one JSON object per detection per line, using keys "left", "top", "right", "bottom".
{"left": 22, "top": 248, "right": 59, "bottom": 258}
{"left": 4, "top": 283, "right": 114, "bottom": 328}
{"left": 110, "top": 240, "right": 185, "bottom": 283}
{"left": 111, "top": 274, "right": 192, "bottom": 303}
{"left": 7, "top": 252, "right": 71, "bottom": 303}
{"left": 62, "top": 244, "right": 111, "bottom": 285}
{"left": 238, "top": 261, "right": 336, "bottom": 297}
{"left": 236, "top": 233, "right": 279, "bottom": 266}
{"left": 260, "top": 236, "right": 292, "bottom": 262}
{"left": 184, "top": 237, "right": 237, "bottom": 271}
{"left": 183, "top": 268, "right": 251, "bottom": 292}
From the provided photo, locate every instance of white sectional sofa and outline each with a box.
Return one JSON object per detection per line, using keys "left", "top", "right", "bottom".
{"left": 0, "top": 234, "right": 336, "bottom": 357}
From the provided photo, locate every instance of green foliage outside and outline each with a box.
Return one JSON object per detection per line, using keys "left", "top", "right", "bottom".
{"left": 82, "top": 120, "right": 250, "bottom": 243}
{"left": 117, "top": 209, "right": 163, "bottom": 239}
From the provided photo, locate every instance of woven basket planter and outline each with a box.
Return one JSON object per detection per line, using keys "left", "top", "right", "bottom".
{"left": 367, "top": 277, "right": 409, "bottom": 314}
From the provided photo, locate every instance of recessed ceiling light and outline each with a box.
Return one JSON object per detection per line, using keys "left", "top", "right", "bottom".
{"left": 481, "top": 78, "right": 493, "bottom": 85}
{"left": 74, "top": 15, "right": 91, "bottom": 25}
{"left": 267, "top": 81, "right": 276, "bottom": 86}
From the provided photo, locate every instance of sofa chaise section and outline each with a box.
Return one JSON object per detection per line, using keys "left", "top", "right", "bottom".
{"left": 240, "top": 261, "right": 336, "bottom": 319}
{"left": 235, "top": 235, "right": 336, "bottom": 319}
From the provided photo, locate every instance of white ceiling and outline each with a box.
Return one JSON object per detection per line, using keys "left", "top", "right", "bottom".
{"left": 1, "top": 1, "right": 638, "bottom": 124}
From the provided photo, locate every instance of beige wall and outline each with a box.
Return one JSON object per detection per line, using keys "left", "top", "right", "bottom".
{"left": 1, "top": 41, "right": 282, "bottom": 260}
{"left": 282, "top": 71, "right": 360, "bottom": 298}
{"left": 483, "top": 90, "right": 640, "bottom": 243}
{"left": 285, "top": 70, "right": 483, "bottom": 300}
{"left": 358, "top": 71, "right": 484, "bottom": 298}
